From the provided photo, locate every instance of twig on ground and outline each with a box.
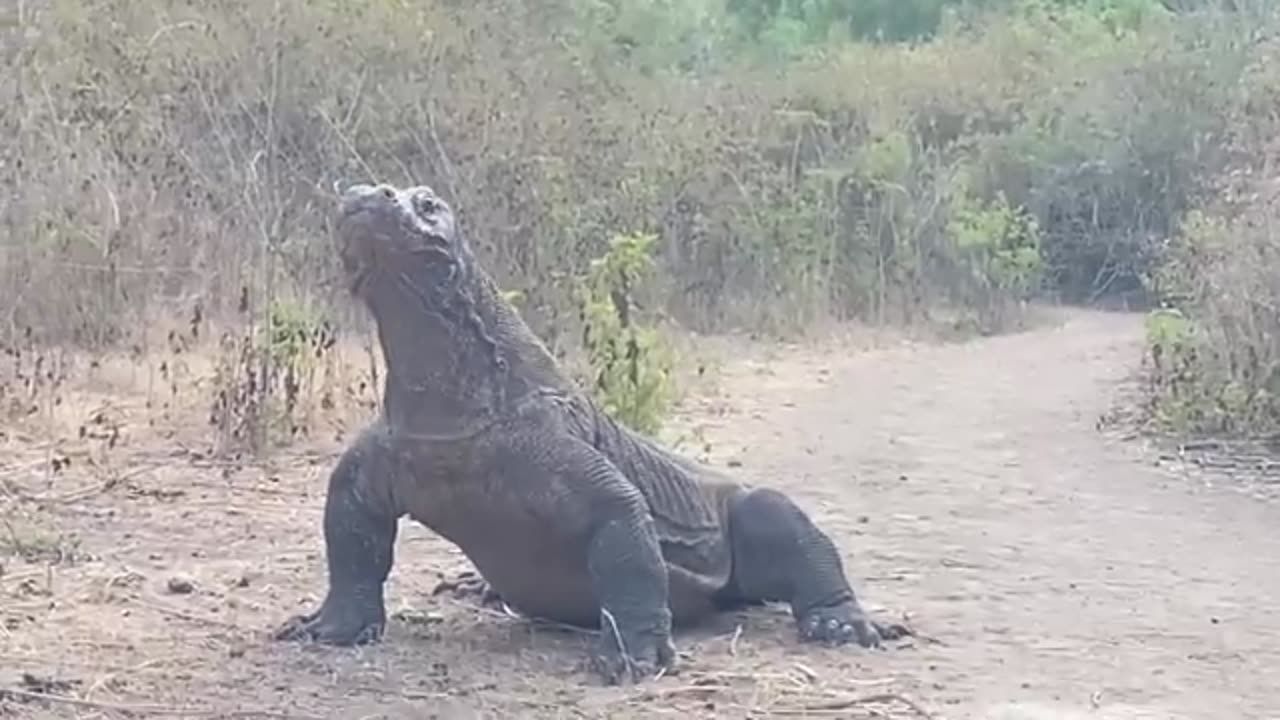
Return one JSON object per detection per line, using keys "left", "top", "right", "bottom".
{"left": 84, "top": 658, "right": 169, "bottom": 701}
{"left": 0, "top": 687, "right": 322, "bottom": 719}
{"left": 133, "top": 598, "right": 244, "bottom": 630}
{"left": 0, "top": 569, "right": 54, "bottom": 589}
{"left": 0, "top": 460, "right": 55, "bottom": 481}
{"left": 178, "top": 478, "right": 297, "bottom": 497}
{"left": 772, "top": 691, "right": 936, "bottom": 718}
{"left": 9, "top": 464, "right": 156, "bottom": 505}
{"left": 792, "top": 662, "right": 819, "bottom": 683}
{"left": 434, "top": 596, "right": 594, "bottom": 635}
{"left": 728, "top": 623, "right": 743, "bottom": 656}
{"left": 356, "top": 683, "right": 568, "bottom": 712}
{"left": 631, "top": 684, "right": 723, "bottom": 701}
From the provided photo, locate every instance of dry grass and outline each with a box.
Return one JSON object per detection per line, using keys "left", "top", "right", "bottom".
{"left": 1, "top": 1, "right": 1257, "bottom": 355}
{"left": 1139, "top": 31, "right": 1280, "bottom": 440}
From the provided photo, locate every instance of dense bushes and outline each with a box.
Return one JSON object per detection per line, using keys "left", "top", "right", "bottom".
{"left": 1141, "top": 33, "right": 1280, "bottom": 438}
{"left": 0, "top": 0, "right": 1276, "bottom": 437}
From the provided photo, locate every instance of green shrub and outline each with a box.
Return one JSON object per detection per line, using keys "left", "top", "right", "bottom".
{"left": 1137, "top": 22, "right": 1280, "bottom": 441}
{"left": 1144, "top": 206, "right": 1280, "bottom": 438}
{"left": 576, "top": 231, "right": 677, "bottom": 435}
{"left": 946, "top": 182, "right": 1044, "bottom": 331}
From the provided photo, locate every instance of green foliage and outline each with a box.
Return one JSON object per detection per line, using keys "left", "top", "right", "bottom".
{"left": 1140, "top": 306, "right": 1212, "bottom": 430}
{"left": 565, "top": 0, "right": 729, "bottom": 72}
{"left": 1144, "top": 306, "right": 1192, "bottom": 353}
{"left": 1143, "top": 202, "right": 1280, "bottom": 437}
{"left": 1, "top": 515, "right": 84, "bottom": 566}
{"left": 861, "top": 131, "right": 913, "bottom": 184}
{"left": 721, "top": 0, "right": 1176, "bottom": 50}
{"left": 1132, "top": 9, "right": 1280, "bottom": 442}
{"left": 264, "top": 300, "right": 320, "bottom": 372}
{"left": 262, "top": 300, "right": 335, "bottom": 438}
{"left": 577, "top": 232, "right": 677, "bottom": 435}
{"left": 946, "top": 181, "right": 1044, "bottom": 330}
{"left": 209, "top": 298, "right": 336, "bottom": 453}
{"left": 726, "top": 0, "right": 957, "bottom": 46}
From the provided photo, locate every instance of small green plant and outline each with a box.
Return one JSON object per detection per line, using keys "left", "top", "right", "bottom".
{"left": 1141, "top": 306, "right": 1230, "bottom": 432}
{"left": 1143, "top": 307, "right": 1198, "bottom": 413}
{"left": 576, "top": 231, "right": 677, "bottom": 435}
{"left": 1, "top": 516, "right": 83, "bottom": 566}
{"left": 860, "top": 131, "right": 913, "bottom": 186}
{"left": 946, "top": 181, "right": 1045, "bottom": 332}
{"left": 1144, "top": 306, "right": 1191, "bottom": 350}
{"left": 264, "top": 300, "right": 316, "bottom": 369}
{"left": 262, "top": 299, "right": 335, "bottom": 440}
{"left": 209, "top": 297, "right": 336, "bottom": 454}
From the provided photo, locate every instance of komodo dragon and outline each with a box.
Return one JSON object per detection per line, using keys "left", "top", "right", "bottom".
{"left": 275, "top": 181, "right": 908, "bottom": 684}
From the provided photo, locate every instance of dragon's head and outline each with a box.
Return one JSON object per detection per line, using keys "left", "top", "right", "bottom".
{"left": 335, "top": 182, "right": 465, "bottom": 300}
{"left": 331, "top": 180, "right": 567, "bottom": 419}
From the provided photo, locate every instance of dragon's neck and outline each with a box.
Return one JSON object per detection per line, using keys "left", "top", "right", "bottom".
{"left": 365, "top": 261, "right": 570, "bottom": 436}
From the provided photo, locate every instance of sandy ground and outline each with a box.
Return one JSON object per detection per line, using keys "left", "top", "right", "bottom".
{"left": 2, "top": 307, "right": 1279, "bottom": 719}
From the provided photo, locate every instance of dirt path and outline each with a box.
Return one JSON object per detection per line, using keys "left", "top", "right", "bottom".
{"left": 3, "top": 308, "right": 1278, "bottom": 719}
{"left": 682, "top": 308, "right": 1280, "bottom": 719}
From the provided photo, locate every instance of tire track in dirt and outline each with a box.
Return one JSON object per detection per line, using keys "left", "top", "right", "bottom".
{"left": 682, "top": 308, "right": 1280, "bottom": 719}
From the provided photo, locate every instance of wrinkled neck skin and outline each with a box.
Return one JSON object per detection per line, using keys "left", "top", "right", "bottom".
{"left": 362, "top": 252, "right": 570, "bottom": 440}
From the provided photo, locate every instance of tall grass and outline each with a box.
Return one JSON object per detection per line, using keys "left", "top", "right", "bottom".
{"left": 0, "top": 0, "right": 1274, "bottom": 442}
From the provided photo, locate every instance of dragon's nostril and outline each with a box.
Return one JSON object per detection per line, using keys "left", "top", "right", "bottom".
{"left": 380, "top": 186, "right": 395, "bottom": 199}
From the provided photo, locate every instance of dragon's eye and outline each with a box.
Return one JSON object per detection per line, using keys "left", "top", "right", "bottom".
{"left": 413, "top": 192, "right": 439, "bottom": 217}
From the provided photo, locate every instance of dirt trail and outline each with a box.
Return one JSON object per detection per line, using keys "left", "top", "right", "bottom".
{"left": 687, "top": 308, "right": 1280, "bottom": 719}
{"left": 3, "top": 308, "right": 1279, "bottom": 719}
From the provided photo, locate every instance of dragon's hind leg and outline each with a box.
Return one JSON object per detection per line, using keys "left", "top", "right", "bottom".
{"left": 717, "top": 487, "right": 910, "bottom": 647}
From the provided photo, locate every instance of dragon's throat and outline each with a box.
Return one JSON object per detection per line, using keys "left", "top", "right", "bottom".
{"left": 365, "top": 289, "right": 498, "bottom": 428}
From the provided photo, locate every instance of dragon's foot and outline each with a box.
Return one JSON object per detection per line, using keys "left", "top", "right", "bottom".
{"left": 590, "top": 608, "right": 678, "bottom": 685}
{"left": 431, "top": 569, "right": 505, "bottom": 610}
{"left": 273, "top": 592, "right": 385, "bottom": 646}
{"left": 798, "top": 601, "right": 911, "bottom": 648}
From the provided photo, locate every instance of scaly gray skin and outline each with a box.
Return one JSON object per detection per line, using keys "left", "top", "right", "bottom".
{"left": 274, "top": 182, "right": 908, "bottom": 684}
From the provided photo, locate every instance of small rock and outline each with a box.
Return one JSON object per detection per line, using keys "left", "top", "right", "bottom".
{"left": 166, "top": 577, "right": 195, "bottom": 595}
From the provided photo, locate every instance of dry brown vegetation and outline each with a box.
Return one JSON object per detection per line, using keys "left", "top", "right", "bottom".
{"left": 1, "top": 1, "right": 1257, "bottom": 348}
{"left": 1140, "top": 40, "right": 1280, "bottom": 440}
{"left": 4, "top": 0, "right": 1280, "bottom": 717}
{"left": 3, "top": 0, "right": 1270, "bottom": 442}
